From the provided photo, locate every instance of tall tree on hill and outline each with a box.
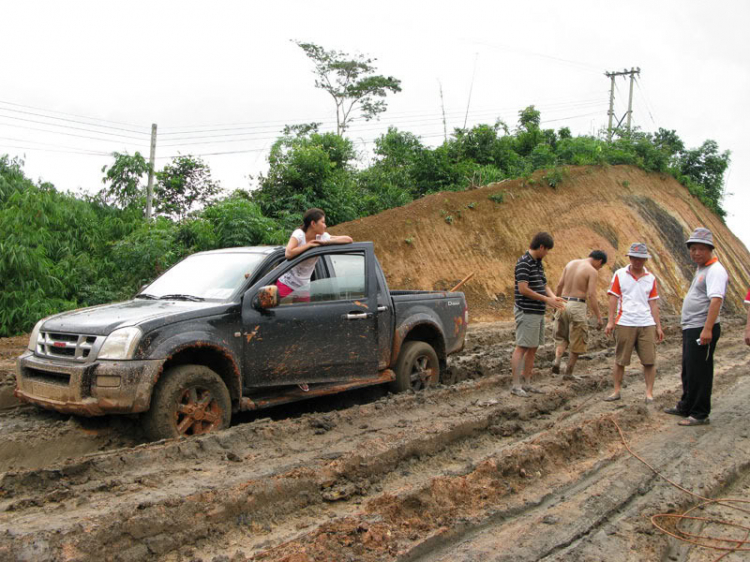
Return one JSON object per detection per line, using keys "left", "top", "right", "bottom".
{"left": 295, "top": 41, "right": 402, "bottom": 135}
{"left": 100, "top": 152, "right": 150, "bottom": 210}
{"left": 155, "top": 155, "right": 221, "bottom": 222}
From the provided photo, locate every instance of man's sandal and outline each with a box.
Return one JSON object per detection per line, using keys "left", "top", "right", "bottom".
{"left": 678, "top": 416, "right": 709, "bottom": 426}
{"left": 603, "top": 393, "right": 621, "bottom": 402}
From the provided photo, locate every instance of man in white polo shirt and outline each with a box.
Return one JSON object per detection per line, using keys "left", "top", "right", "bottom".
{"left": 604, "top": 243, "right": 665, "bottom": 402}
{"left": 665, "top": 227, "right": 728, "bottom": 426}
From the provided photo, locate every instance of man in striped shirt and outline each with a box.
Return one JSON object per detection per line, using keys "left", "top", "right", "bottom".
{"left": 604, "top": 243, "right": 665, "bottom": 403}
{"left": 511, "top": 232, "right": 565, "bottom": 397}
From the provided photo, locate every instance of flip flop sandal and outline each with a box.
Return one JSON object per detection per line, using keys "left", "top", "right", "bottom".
{"left": 678, "top": 416, "right": 709, "bottom": 426}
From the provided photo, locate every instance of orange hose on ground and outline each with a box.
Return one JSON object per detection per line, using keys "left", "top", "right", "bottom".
{"left": 609, "top": 417, "right": 750, "bottom": 561}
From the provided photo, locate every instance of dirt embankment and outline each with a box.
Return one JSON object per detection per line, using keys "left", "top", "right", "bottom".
{"left": 1, "top": 316, "right": 749, "bottom": 561}
{"left": 332, "top": 165, "right": 750, "bottom": 321}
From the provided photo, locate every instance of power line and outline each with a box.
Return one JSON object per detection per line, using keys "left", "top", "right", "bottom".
{"left": 634, "top": 76, "right": 657, "bottom": 126}
{"left": 0, "top": 135, "right": 112, "bottom": 153}
{"left": 158, "top": 90, "right": 609, "bottom": 132}
{"left": 0, "top": 143, "right": 109, "bottom": 156}
{"left": 156, "top": 98, "right": 609, "bottom": 148}
{"left": 0, "top": 99, "right": 149, "bottom": 129}
{"left": 159, "top": 100, "right": 609, "bottom": 147}
{"left": 0, "top": 120, "right": 149, "bottom": 148}
{"left": 152, "top": 108, "right": 609, "bottom": 160}
{"left": 467, "top": 38, "right": 604, "bottom": 74}
{"left": 0, "top": 106, "right": 151, "bottom": 135}
{"left": 0, "top": 112, "right": 150, "bottom": 141}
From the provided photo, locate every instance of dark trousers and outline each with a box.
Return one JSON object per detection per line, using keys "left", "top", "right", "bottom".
{"left": 677, "top": 324, "right": 720, "bottom": 420}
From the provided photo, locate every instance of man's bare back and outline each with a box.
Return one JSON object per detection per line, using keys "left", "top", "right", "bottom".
{"left": 558, "top": 258, "right": 597, "bottom": 299}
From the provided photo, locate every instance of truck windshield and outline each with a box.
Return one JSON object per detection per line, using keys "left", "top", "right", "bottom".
{"left": 139, "top": 252, "right": 267, "bottom": 301}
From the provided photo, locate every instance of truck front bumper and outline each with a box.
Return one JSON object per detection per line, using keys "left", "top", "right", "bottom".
{"left": 15, "top": 352, "right": 163, "bottom": 416}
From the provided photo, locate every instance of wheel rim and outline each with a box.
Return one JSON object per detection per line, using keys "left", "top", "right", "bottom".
{"left": 173, "top": 386, "right": 225, "bottom": 436}
{"left": 409, "top": 354, "right": 437, "bottom": 391}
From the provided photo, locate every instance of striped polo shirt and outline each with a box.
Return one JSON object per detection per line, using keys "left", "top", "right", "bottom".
{"left": 607, "top": 265, "right": 659, "bottom": 327}
{"left": 514, "top": 251, "right": 547, "bottom": 314}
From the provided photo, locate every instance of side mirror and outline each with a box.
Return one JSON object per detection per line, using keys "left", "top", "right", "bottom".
{"left": 253, "top": 285, "right": 279, "bottom": 310}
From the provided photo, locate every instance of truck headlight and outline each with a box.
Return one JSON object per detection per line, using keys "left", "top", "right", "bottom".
{"left": 27, "top": 319, "right": 45, "bottom": 351}
{"left": 98, "top": 327, "right": 143, "bottom": 360}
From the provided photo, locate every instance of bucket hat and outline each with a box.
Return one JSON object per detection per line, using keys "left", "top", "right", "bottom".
{"left": 626, "top": 242, "right": 651, "bottom": 259}
{"left": 686, "top": 227, "right": 714, "bottom": 248}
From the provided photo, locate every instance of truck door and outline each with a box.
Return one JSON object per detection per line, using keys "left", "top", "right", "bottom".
{"left": 241, "top": 245, "right": 379, "bottom": 388}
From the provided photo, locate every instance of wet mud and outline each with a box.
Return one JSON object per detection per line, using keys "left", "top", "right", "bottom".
{"left": 1, "top": 315, "right": 749, "bottom": 561}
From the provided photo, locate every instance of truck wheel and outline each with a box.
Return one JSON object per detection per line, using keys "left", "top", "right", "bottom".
{"left": 143, "top": 365, "right": 231, "bottom": 440}
{"left": 389, "top": 341, "right": 440, "bottom": 393}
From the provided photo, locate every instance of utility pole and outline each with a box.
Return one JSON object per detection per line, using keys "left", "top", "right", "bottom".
{"left": 438, "top": 80, "right": 448, "bottom": 142}
{"left": 626, "top": 67, "right": 637, "bottom": 131}
{"left": 604, "top": 67, "right": 640, "bottom": 141}
{"left": 145, "top": 123, "right": 157, "bottom": 220}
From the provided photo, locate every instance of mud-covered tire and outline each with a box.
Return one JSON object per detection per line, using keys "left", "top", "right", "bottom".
{"left": 142, "top": 365, "right": 231, "bottom": 441}
{"left": 389, "top": 341, "right": 440, "bottom": 393}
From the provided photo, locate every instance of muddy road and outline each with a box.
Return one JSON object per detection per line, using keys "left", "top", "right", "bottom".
{"left": 1, "top": 316, "right": 749, "bottom": 562}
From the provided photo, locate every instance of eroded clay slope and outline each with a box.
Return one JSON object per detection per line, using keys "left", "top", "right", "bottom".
{"left": 332, "top": 165, "right": 750, "bottom": 321}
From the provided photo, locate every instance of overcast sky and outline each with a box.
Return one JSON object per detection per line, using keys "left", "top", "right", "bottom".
{"left": 2, "top": 0, "right": 748, "bottom": 248}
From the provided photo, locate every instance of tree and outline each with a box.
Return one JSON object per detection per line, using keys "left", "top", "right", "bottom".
{"left": 253, "top": 128, "right": 361, "bottom": 226}
{"left": 679, "top": 140, "right": 731, "bottom": 215}
{"left": 155, "top": 155, "right": 221, "bottom": 221}
{"left": 100, "top": 152, "right": 150, "bottom": 209}
{"left": 295, "top": 41, "right": 402, "bottom": 135}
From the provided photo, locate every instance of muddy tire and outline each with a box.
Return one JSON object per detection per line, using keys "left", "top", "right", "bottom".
{"left": 142, "top": 365, "right": 231, "bottom": 441}
{"left": 389, "top": 341, "right": 440, "bottom": 393}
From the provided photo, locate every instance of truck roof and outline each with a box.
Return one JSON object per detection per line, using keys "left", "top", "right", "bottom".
{"left": 192, "top": 246, "right": 283, "bottom": 256}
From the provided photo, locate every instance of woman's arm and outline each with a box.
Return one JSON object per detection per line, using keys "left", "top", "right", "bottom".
{"left": 324, "top": 235, "right": 353, "bottom": 245}
{"left": 284, "top": 235, "right": 320, "bottom": 259}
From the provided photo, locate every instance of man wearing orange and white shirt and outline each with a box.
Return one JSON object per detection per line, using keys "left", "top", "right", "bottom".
{"left": 604, "top": 243, "right": 665, "bottom": 402}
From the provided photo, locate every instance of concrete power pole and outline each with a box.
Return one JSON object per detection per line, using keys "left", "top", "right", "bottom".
{"left": 607, "top": 73, "right": 616, "bottom": 142}
{"left": 145, "top": 123, "right": 157, "bottom": 220}
{"left": 626, "top": 67, "right": 638, "bottom": 131}
{"left": 604, "top": 67, "right": 640, "bottom": 141}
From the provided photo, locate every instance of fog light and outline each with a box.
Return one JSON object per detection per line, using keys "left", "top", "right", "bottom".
{"left": 96, "top": 375, "right": 121, "bottom": 388}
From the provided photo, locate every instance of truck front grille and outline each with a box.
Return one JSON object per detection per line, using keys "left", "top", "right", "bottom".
{"left": 36, "top": 332, "right": 100, "bottom": 362}
{"left": 24, "top": 367, "right": 71, "bottom": 386}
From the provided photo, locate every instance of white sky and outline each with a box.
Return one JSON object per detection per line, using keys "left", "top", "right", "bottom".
{"left": 2, "top": 0, "right": 748, "bottom": 248}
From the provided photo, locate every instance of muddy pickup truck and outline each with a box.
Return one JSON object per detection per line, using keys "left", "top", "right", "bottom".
{"left": 16, "top": 242, "right": 468, "bottom": 440}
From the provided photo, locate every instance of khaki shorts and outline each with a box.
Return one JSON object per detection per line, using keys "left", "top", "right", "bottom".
{"left": 614, "top": 325, "right": 657, "bottom": 367}
{"left": 553, "top": 300, "right": 588, "bottom": 354}
{"left": 515, "top": 307, "right": 545, "bottom": 348}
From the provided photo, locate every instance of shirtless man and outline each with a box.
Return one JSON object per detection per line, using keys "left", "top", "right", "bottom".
{"left": 552, "top": 250, "right": 607, "bottom": 377}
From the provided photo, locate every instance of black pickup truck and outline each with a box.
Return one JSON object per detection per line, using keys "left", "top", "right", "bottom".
{"left": 16, "top": 242, "right": 468, "bottom": 440}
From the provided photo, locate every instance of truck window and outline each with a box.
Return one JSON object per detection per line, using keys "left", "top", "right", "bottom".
{"left": 277, "top": 252, "right": 366, "bottom": 305}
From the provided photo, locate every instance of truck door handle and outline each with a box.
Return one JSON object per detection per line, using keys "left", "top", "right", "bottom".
{"left": 377, "top": 306, "right": 388, "bottom": 312}
{"left": 344, "top": 312, "right": 372, "bottom": 320}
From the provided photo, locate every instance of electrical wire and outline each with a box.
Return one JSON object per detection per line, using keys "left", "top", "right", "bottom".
{"left": 0, "top": 112, "right": 149, "bottom": 141}
{"left": 0, "top": 105, "right": 151, "bottom": 135}
{"left": 0, "top": 99, "right": 150, "bottom": 129}
{"left": 466, "top": 39, "right": 603, "bottom": 74}
{"left": 634, "top": 76, "right": 658, "bottom": 126}
{"left": 610, "top": 417, "right": 749, "bottom": 560}
{"left": 0, "top": 120, "right": 149, "bottom": 148}
{"left": 0, "top": 143, "right": 109, "bottom": 156}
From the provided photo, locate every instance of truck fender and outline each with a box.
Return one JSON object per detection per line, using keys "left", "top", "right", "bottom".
{"left": 391, "top": 314, "right": 447, "bottom": 367}
{"left": 144, "top": 331, "right": 242, "bottom": 409}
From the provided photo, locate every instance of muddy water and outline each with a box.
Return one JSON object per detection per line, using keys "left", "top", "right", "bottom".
{"left": 0, "top": 316, "right": 748, "bottom": 562}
